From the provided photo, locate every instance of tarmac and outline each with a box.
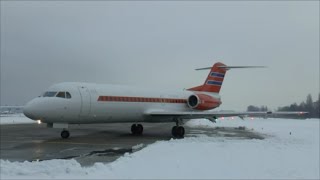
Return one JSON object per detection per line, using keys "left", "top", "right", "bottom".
{"left": 0, "top": 123, "right": 265, "bottom": 166}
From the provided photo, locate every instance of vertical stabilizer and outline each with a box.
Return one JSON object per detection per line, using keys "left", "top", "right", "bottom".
{"left": 188, "top": 62, "right": 227, "bottom": 93}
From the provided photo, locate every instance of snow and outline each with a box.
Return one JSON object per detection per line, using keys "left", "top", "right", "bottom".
{"left": 0, "top": 114, "right": 35, "bottom": 124}
{"left": 1, "top": 117, "right": 319, "bottom": 179}
{"left": 184, "top": 118, "right": 216, "bottom": 128}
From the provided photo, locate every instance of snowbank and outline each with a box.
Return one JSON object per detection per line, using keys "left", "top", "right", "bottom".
{"left": 1, "top": 118, "right": 319, "bottom": 179}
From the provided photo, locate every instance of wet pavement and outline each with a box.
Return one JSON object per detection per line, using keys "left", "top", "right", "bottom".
{"left": 0, "top": 123, "right": 265, "bottom": 166}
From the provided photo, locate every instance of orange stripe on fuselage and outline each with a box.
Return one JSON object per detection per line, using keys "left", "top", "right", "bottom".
{"left": 97, "top": 96, "right": 187, "bottom": 104}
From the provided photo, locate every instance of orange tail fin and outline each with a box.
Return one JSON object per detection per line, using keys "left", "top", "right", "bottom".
{"left": 188, "top": 62, "right": 227, "bottom": 93}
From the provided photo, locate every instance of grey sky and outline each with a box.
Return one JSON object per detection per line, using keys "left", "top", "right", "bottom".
{"left": 1, "top": 1, "right": 319, "bottom": 111}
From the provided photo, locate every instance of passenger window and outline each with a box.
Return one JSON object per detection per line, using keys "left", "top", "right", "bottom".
{"left": 66, "top": 92, "right": 72, "bottom": 99}
{"left": 56, "top": 92, "right": 66, "bottom": 98}
{"left": 43, "top": 91, "right": 57, "bottom": 97}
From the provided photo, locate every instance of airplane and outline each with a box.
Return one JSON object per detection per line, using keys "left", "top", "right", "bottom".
{"left": 23, "top": 62, "right": 306, "bottom": 139}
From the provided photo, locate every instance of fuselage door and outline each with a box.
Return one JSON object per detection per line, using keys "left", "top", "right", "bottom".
{"left": 78, "top": 86, "right": 91, "bottom": 118}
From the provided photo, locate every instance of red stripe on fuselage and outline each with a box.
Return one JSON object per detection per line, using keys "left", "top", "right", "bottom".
{"left": 97, "top": 96, "right": 187, "bottom": 104}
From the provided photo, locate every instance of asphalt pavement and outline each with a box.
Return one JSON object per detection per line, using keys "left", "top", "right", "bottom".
{"left": 0, "top": 122, "right": 264, "bottom": 166}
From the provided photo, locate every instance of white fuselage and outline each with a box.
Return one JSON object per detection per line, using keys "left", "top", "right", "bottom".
{"left": 23, "top": 82, "right": 221, "bottom": 124}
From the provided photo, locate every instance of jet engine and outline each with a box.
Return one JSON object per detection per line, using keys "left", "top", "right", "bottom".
{"left": 187, "top": 94, "right": 221, "bottom": 110}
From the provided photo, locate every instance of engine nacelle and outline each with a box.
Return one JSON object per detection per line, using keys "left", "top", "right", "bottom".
{"left": 187, "top": 94, "right": 221, "bottom": 110}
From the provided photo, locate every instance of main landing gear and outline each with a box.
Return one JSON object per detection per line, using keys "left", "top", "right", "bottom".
{"left": 172, "top": 118, "right": 185, "bottom": 138}
{"left": 131, "top": 124, "right": 143, "bottom": 135}
{"left": 61, "top": 129, "right": 70, "bottom": 139}
{"left": 172, "top": 126, "right": 185, "bottom": 138}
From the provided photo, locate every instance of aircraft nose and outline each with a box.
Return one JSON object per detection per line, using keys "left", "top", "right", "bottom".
{"left": 23, "top": 100, "right": 38, "bottom": 120}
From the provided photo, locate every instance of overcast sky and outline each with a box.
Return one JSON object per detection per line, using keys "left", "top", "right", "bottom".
{"left": 1, "top": 1, "right": 319, "bottom": 110}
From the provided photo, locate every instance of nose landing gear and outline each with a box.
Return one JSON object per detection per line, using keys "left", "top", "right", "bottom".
{"left": 61, "top": 129, "right": 70, "bottom": 139}
{"left": 131, "top": 124, "right": 143, "bottom": 135}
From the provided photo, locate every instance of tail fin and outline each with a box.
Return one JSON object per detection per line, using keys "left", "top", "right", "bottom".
{"left": 188, "top": 62, "right": 227, "bottom": 93}
{"left": 188, "top": 62, "right": 265, "bottom": 93}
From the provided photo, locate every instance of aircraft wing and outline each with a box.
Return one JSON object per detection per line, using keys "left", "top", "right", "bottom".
{"left": 146, "top": 111, "right": 307, "bottom": 119}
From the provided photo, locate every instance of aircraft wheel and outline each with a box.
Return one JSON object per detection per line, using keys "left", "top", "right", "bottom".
{"left": 177, "top": 126, "right": 185, "bottom": 137}
{"left": 61, "top": 130, "right": 70, "bottom": 139}
{"left": 131, "top": 124, "right": 137, "bottom": 134}
{"left": 131, "top": 124, "right": 136, "bottom": 133}
{"left": 172, "top": 126, "right": 184, "bottom": 138}
{"left": 172, "top": 126, "right": 178, "bottom": 137}
{"left": 131, "top": 124, "right": 143, "bottom": 135}
{"left": 137, "top": 124, "right": 143, "bottom": 135}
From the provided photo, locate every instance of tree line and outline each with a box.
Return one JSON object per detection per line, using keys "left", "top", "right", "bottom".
{"left": 247, "top": 94, "right": 320, "bottom": 118}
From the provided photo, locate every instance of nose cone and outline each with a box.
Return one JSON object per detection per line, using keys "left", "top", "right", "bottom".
{"left": 23, "top": 100, "right": 38, "bottom": 120}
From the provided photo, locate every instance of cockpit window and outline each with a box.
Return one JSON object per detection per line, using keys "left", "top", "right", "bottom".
{"left": 43, "top": 91, "right": 71, "bottom": 99}
{"left": 56, "top": 92, "right": 66, "bottom": 98}
{"left": 66, "top": 92, "right": 72, "bottom": 99}
{"left": 43, "top": 91, "right": 57, "bottom": 97}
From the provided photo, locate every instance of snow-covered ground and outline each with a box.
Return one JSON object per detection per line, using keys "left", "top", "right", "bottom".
{"left": 0, "top": 114, "right": 35, "bottom": 124}
{"left": 1, "top": 116, "right": 319, "bottom": 179}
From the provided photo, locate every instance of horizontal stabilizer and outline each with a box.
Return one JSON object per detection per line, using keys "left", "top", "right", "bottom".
{"left": 195, "top": 65, "right": 266, "bottom": 71}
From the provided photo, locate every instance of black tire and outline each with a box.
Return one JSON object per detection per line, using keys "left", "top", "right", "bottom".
{"left": 172, "top": 126, "right": 185, "bottom": 138}
{"left": 131, "top": 124, "right": 137, "bottom": 135}
{"left": 172, "top": 126, "right": 178, "bottom": 137}
{"left": 61, "top": 130, "right": 70, "bottom": 139}
{"left": 137, "top": 124, "right": 143, "bottom": 135}
{"left": 177, "top": 126, "right": 185, "bottom": 138}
